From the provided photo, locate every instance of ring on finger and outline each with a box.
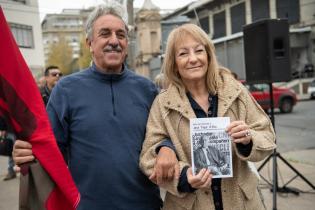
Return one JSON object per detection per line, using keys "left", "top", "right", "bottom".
{"left": 244, "top": 130, "right": 251, "bottom": 137}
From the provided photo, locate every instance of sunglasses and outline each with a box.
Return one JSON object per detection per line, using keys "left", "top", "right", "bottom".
{"left": 50, "top": 72, "right": 63, "bottom": 77}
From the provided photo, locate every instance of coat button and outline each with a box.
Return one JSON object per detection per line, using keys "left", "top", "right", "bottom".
{"left": 177, "top": 104, "right": 181, "bottom": 108}
{"left": 167, "top": 101, "right": 170, "bottom": 105}
{"left": 204, "top": 191, "right": 209, "bottom": 195}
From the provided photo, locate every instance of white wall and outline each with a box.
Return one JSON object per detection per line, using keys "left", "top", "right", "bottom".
{"left": 300, "top": 0, "right": 315, "bottom": 26}
{"left": 1, "top": 0, "right": 44, "bottom": 76}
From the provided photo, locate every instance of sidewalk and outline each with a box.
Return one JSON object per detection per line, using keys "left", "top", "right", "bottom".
{"left": 0, "top": 156, "right": 19, "bottom": 210}
{"left": 257, "top": 149, "right": 315, "bottom": 210}
{"left": 0, "top": 149, "right": 315, "bottom": 210}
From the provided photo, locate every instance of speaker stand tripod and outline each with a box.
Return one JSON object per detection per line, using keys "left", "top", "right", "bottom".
{"left": 257, "top": 83, "right": 315, "bottom": 210}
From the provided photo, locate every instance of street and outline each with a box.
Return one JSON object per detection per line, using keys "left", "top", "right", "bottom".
{"left": 0, "top": 100, "right": 314, "bottom": 210}
{"left": 274, "top": 100, "right": 315, "bottom": 153}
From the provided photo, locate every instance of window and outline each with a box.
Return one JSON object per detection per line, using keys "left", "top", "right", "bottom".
{"left": 247, "top": 84, "right": 269, "bottom": 92}
{"left": 231, "top": 3, "right": 245, "bottom": 34}
{"left": 9, "top": 23, "right": 34, "bottom": 48}
{"left": 213, "top": 11, "right": 226, "bottom": 39}
{"left": 150, "top": 31, "right": 158, "bottom": 53}
{"left": 12, "top": 0, "right": 26, "bottom": 4}
{"left": 199, "top": 16, "right": 209, "bottom": 34}
{"left": 276, "top": 0, "right": 299, "bottom": 24}
{"left": 251, "top": 0, "right": 270, "bottom": 22}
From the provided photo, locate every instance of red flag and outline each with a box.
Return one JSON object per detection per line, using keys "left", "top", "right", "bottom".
{"left": 0, "top": 7, "right": 80, "bottom": 210}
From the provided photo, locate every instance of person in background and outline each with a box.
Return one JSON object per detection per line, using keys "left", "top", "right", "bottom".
{"left": 154, "top": 73, "right": 169, "bottom": 92}
{"left": 140, "top": 23, "right": 276, "bottom": 210}
{"left": 36, "top": 76, "right": 46, "bottom": 89}
{"left": 12, "top": 4, "right": 176, "bottom": 210}
{"left": 40, "top": 65, "right": 62, "bottom": 106}
{"left": 0, "top": 118, "right": 16, "bottom": 181}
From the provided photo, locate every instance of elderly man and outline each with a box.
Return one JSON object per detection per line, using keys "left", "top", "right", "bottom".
{"left": 13, "top": 4, "right": 177, "bottom": 210}
{"left": 40, "top": 65, "right": 62, "bottom": 106}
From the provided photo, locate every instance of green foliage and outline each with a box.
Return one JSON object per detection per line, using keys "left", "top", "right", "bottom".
{"left": 46, "top": 35, "right": 73, "bottom": 75}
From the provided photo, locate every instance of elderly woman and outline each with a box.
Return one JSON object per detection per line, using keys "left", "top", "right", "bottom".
{"left": 140, "top": 24, "right": 276, "bottom": 210}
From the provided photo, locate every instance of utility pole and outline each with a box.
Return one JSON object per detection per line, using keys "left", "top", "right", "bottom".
{"left": 126, "top": 0, "right": 135, "bottom": 69}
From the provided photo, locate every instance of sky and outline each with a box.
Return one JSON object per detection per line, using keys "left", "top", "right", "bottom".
{"left": 38, "top": 0, "right": 195, "bottom": 20}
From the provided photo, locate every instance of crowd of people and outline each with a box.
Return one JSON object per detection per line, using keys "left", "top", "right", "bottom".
{"left": 7, "top": 3, "right": 276, "bottom": 210}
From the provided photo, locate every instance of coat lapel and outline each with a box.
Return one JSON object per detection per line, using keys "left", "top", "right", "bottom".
{"left": 160, "top": 85, "right": 196, "bottom": 120}
{"left": 217, "top": 74, "right": 242, "bottom": 117}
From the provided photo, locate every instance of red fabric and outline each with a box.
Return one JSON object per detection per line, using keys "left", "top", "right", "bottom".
{"left": 0, "top": 7, "right": 80, "bottom": 210}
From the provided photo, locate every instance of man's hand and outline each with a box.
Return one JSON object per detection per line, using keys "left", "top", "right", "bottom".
{"left": 12, "top": 140, "right": 34, "bottom": 167}
{"left": 149, "top": 147, "right": 179, "bottom": 185}
{"left": 187, "top": 168, "right": 212, "bottom": 189}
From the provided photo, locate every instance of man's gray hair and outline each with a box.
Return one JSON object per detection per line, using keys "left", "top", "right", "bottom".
{"left": 85, "top": 3, "right": 128, "bottom": 41}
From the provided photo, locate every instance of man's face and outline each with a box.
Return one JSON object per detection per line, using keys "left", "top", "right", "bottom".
{"left": 45, "top": 68, "right": 62, "bottom": 89}
{"left": 88, "top": 14, "right": 128, "bottom": 73}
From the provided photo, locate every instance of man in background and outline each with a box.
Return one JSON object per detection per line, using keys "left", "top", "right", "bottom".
{"left": 40, "top": 65, "right": 62, "bottom": 106}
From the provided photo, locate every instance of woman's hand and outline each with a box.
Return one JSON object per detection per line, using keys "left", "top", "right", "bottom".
{"left": 226, "top": 120, "right": 252, "bottom": 145}
{"left": 187, "top": 167, "right": 212, "bottom": 189}
{"left": 149, "top": 147, "right": 180, "bottom": 185}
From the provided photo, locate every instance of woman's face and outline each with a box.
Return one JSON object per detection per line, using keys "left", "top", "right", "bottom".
{"left": 175, "top": 35, "right": 208, "bottom": 84}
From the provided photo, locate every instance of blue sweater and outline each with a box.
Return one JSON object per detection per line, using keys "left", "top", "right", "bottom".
{"left": 47, "top": 63, "right": 162, "bottom": 210}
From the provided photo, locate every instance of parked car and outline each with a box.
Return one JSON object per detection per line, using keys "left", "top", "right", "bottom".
{"left": 307, "top": 79, "right": 315, "bottom": 99}
{"left": 242, "top": 82, "right": 297, "bottom": 113}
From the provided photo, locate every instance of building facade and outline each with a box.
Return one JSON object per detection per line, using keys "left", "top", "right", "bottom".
{"left": 162, "top": 0, "right": 315, "bottom": 81}
{"left": 41, "top": 8, "right": 92, "bottom": 66}
{"left": 1, "top": 0, "right": 45, "bottom": 77}
{"left": 135, "top": 0, "right": 161, "bottom": 78}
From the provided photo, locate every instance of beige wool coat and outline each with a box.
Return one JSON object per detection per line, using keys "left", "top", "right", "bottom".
{"left": 140, "top": 72, "right": 276, "bottom": 210}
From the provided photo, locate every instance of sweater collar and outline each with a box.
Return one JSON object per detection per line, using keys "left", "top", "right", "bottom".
{"left": 90, "top": 62, "right": 128, "bottom": 81}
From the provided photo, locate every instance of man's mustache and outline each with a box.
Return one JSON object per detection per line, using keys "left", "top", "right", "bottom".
{"left": 103, "top": 45, "right": 122, "bottom": 53}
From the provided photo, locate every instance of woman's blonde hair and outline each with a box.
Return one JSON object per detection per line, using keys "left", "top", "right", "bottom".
{"left": 163, "top": 23, "right": 220, "bottom": 95}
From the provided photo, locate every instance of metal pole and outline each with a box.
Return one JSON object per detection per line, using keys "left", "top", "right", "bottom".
{"left": 269, "top": 82, "right": 277, "bottom": 210}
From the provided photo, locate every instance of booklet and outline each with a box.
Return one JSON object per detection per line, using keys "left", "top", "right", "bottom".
{"left": 190, "top": 117, "right": 233, "bottom": 178}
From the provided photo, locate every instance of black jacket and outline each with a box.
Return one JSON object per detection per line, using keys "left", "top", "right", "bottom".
{"left": 40, "top": 85, "right": 51, "bottom": 106}
{"left": 0, "top": 117, "right": 7, "bottom": 130}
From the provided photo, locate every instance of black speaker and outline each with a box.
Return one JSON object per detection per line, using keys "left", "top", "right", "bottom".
{"left": 243, "top": 19, "right": 291, "bottom": 83}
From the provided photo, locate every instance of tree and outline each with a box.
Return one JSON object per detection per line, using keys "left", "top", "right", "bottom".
{"left": 46, "top": 35, "right": 73, "bottom": 75}
{"left": 78, "top": 35, "right": 92, "bottom": 69}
